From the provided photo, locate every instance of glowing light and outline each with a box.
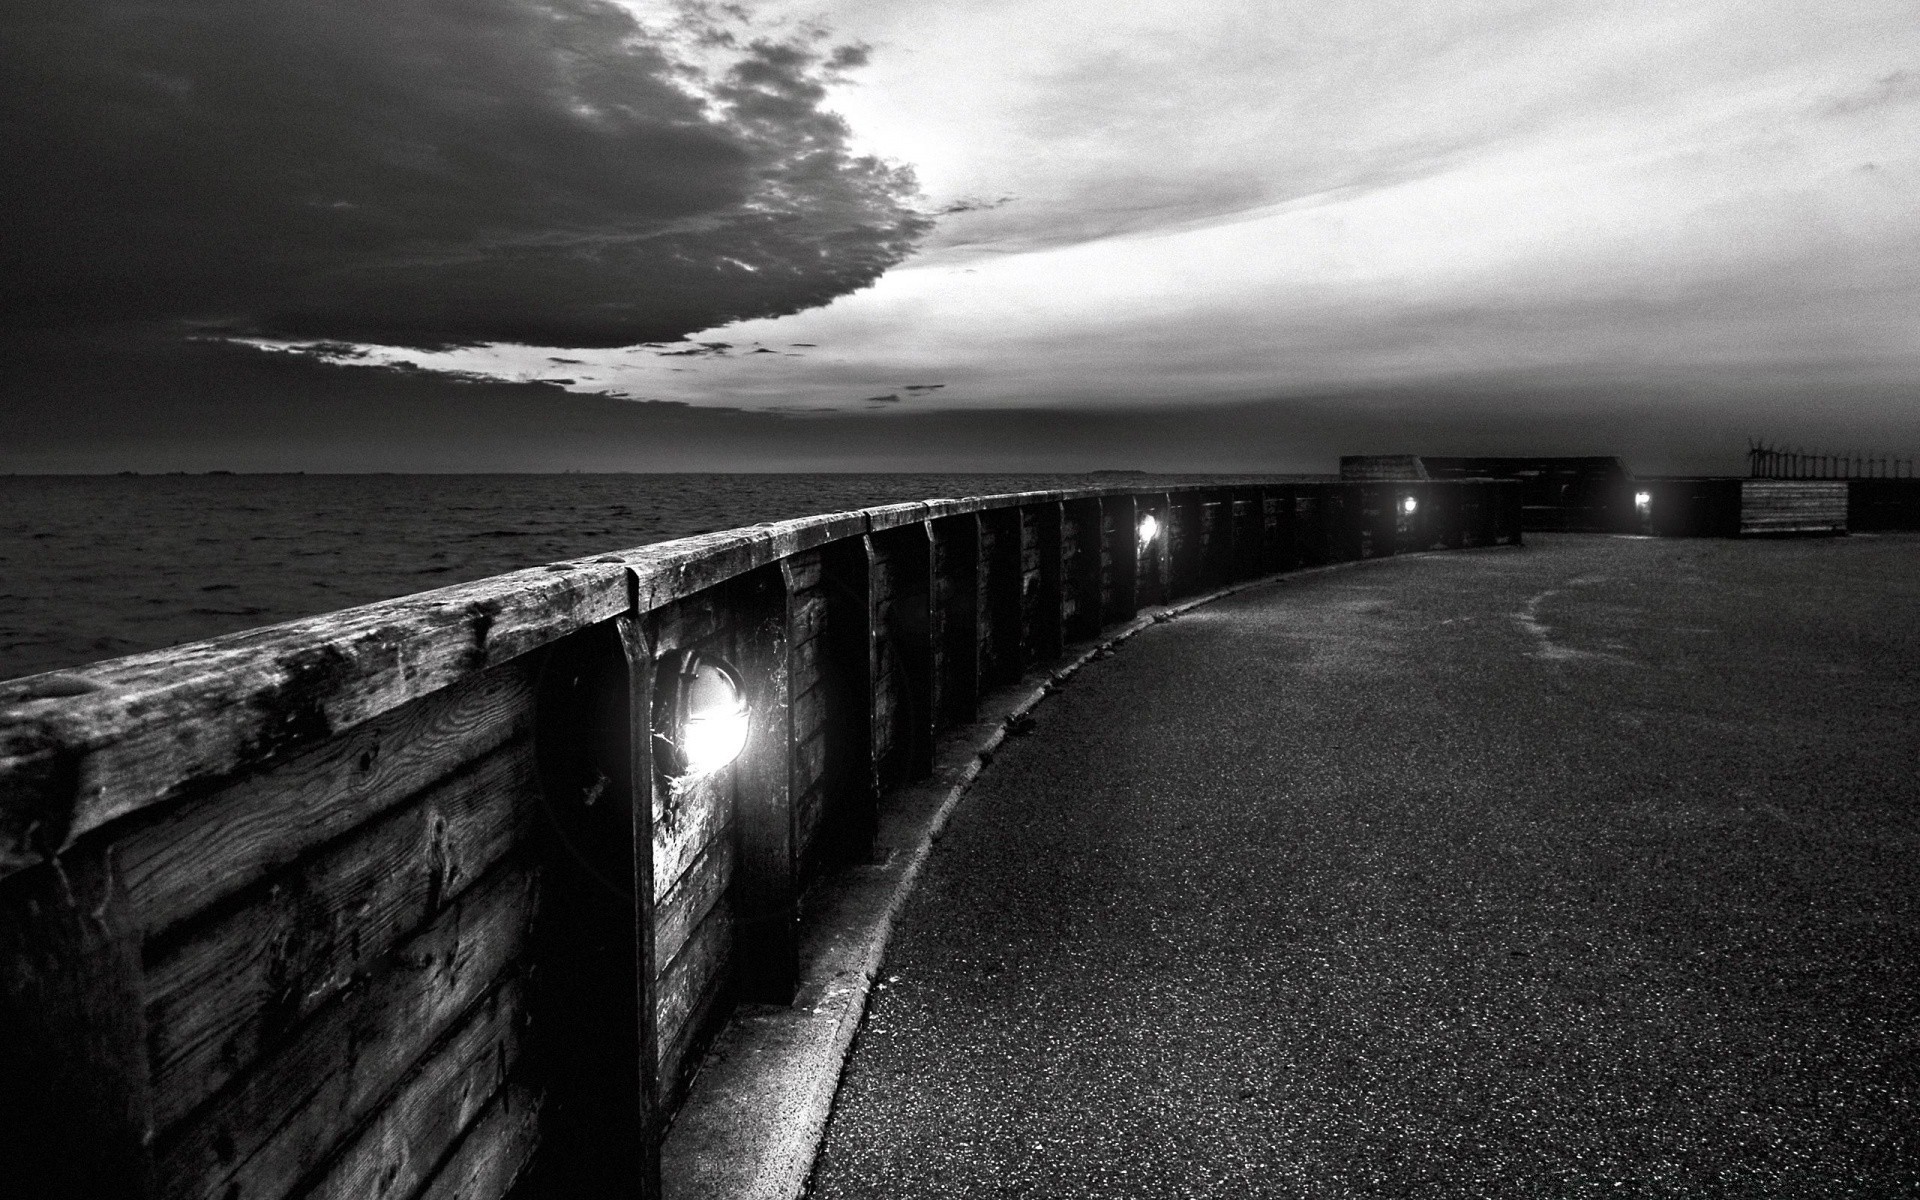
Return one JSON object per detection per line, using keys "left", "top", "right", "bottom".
{"left": 1401, "top": 496, "right": 1419, "bottom": 515}
{"left": 1137, "top": 512, "right": 1160, "bottom": 550}
{"left": 1634, "top": 490, "right": 1653, "bottom": 511}
{"left": 653, "top": 652, "right": 750, "bottom": 778}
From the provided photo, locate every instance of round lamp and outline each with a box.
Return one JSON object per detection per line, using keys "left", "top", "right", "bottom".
{"left": 652, "top": 650, "right": 750, "bottom": 779}
{"left": 1137, "top": 512, "right": 1160, "bottom": 551}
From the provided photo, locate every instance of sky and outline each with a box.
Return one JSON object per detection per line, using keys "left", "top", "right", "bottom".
{"left": 3, "top": 0, "right": 1916, "bottom": 472}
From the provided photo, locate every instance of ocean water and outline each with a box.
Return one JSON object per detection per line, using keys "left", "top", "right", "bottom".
{"left": 0, "top": 473, "right": 1287, "bottom": 682}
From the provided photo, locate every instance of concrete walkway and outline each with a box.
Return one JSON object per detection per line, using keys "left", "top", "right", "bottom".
{"left": 809, "top": 534, "right": 1920, "bottom": 1198}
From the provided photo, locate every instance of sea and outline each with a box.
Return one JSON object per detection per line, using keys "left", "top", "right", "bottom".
{"left": 0, "top": 473, "right": 1298, "bottom": 682}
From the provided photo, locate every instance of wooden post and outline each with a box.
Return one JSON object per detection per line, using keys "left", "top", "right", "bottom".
{"left": 1027, "top": 503, "right": 1065, "bottom": 665}
{"left": 524, "top": 616, "right": 659, "bottom": 1199}
{"left": 869, "top": 525, "right": 934, "bottom": 787}
{"left": 1266, "top": 486, "right": 1296, "bottom": 573}
{"left": 0, "top": 846, "right": 157, "bottom": 1198}
{"left": 731, "top": 566, "right": 796, "bottom": 1004}
{"left": 1231, "top": 493, "right": 1258, "bottom": 580}
{"left": 981, "top": 508, "right": 1025, "bottom": 687}
{"left": 1105, "top": 495, "right": 1139, "bottom": 623}
{"left": 1064, "top": 498, "right": 1104, "bottom": 642}
{"left": 820, "top": 537, "right": 877, "bottom": 867}
{"left": 1169, "top": 492, "right": 1202, "bottom": 597}
{"left": 931, "top": 514, "right": 981, "bottom": 729}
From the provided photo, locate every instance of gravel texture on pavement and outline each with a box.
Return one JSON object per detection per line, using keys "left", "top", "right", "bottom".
{"left": 808, "top": 533, "right": 1920, "bottom": 1199}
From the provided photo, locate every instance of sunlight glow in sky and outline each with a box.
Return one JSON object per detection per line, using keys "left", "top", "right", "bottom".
{"left": 284, "top": 0, "right": 1919, "bottom": 422}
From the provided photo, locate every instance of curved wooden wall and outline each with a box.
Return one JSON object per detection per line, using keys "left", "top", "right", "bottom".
{"left": 0, "top": 479, "right": 1521, "bottom": 1200}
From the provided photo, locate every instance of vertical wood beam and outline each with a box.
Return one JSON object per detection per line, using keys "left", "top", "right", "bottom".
{"left": 525, "top": 616, "right": 658, "bottom": 1199}
{"left": 1198, "top": 495, "right": 1227, "bottom": 589}
{"left": 931, "top": 515, "right": 980, "bottom": 728}
{"left": 0, "top": 845, "right": 157, "bottom": 1198}
{"left": 1032, "top": 503, "right": 1065, "bottom": 663}
{"left": 982, "top": 508, "right": 1025, "bottom": 686}
{"left": 1105, "top": 495, "right": 1139, "bottom": 622}
{"left": 1064, "top": 499, "right": 1104, "bottom": 642}
{"left": 731, "top": 566, "right": 795, "bottom": 1004}
{"left": 869, "top": 525, "right": 934, "bottom": 785}
{"left": 620, "top": 613, "right": 663, "bottom": 1198}
{"left": 821, "top": 537, "right": 877, "bottom": 866}
{"left": 1265, "top": 487, "right": 1294, "bottom": 574}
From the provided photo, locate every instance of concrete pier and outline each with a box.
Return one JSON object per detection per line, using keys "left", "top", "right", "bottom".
{"left": 810, "top": 534, "right": 1920, "bottom": 1196}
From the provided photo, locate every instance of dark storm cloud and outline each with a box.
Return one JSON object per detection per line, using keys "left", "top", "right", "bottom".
{"left": 0, "top": 0, "right": 930, "bottom": 349}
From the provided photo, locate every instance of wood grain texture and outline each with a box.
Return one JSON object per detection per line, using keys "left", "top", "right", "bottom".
{"left": 296, "top": 976, "right": 525, "bottom": 1200}
{"left": 143, "top": 740, "right": 537, "bottom": 1131}
{"left": 655, "top": 895, "right": 731, "bottom": 1109}
{"left": 731, "top": 566, "right": 796, "bottom": 1002}
{"left": 0, "top": 844, "right": 157, "bottom": 1197}
{"left": 413, "top": 1081, "right": 539, "bottom": 1200}
{"left": 791, "top": 682, "right": 827, "bottom": 746}
{"left": 117, "top": 659, "right": 538, "bottom": 939}
{"left": 0, "top": 567, "right": 622, "bottom": 872}
{"left": 789, "top": 625, "right": 824, "bottom": 690}
{"left": 653, "top": 831, "right": 731, "bottom": 979}
{"left": 3, "top": 481, "right": 1522, "bottom": 882}
{"left": 653, "top": 771, "right": 730, "bottom": 905}
{"left": 154, "top": 860, "right": 538, "bottom": 1200}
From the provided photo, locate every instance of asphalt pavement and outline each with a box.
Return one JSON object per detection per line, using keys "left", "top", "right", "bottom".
{"left": 808, "top": 533, "right": 1920, "bottom": 1198}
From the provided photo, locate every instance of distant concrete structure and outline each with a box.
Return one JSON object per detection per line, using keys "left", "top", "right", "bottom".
{"left": 1638, "top": 478, "right": 1849, "bottom": 537}
{"left": 1341, "top": 455, "right": 1637, "bottom": 532}
{"left": 1339, "top": 455, "right": 1894, "bottom": 537}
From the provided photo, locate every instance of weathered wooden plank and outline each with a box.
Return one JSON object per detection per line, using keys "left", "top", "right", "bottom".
{"left": 155, "top": 859, "right": 538, "bottom": 1200}
{"left": 782, "top": 550, "right": 825, "bottom": 593}
{"left": 733, "top": 566, "right": 796, "bottom": 1003}
{"left": 117, "top": 658, "right": 538, "bottom": 938}
{"left": 653, "top": 831, "right": 731, "bottom": 980}
{"left": 794, "top": 779, "right": 826, "bottom": 874}
{"left": 298, "top": 976, "right": 525, "bottom": 1200}
{"left": 518, "top": 615, "right": 657, "bottom": 1200}
{"left": 142, "top": 740, "right": 537, "bottom": 1132}
{"left": 0, "top": 567, "right": 624, "bottom": 876}
{"left": 621, "top": 513, "right": 866, "bottom": 615}
{"left": 653, "top": 771, "right": 730, "bottom": 903}
{"left": 815, "top": 535, "right": 876, "bottom": 876}
{"left": 9, "top": 483, "right": 1423, "bottom": 881}
{"left": 789, "top": 622, "right": 825, "bottom": 685}
{"left": 414, "top": 1081, "right": 540, "bottom": 1200}
{"left": 869, "top": 525, "right": 933, "bottom": 788}
{"left": 655, "top": 896, "right": 731, "bottom": 1107}
{"left": 1064, "top": 499, "right": 1104, "bottom": 641}
{"left": 1025, "top": 503, "right": 1065, "bottom": 664}
{"left": 651, "top": 591, "right": 729, "bottom": 655}
{"left": 792, "top": 728, "right": 828, "bottom": 799}
{"left": 0, "top": 844, "right": 157, "bottom": 1197}
{"left": 1103, "top": 495, "right": 1139, "bottom": 623}
{"left": 791, "top": 683, "right": 827, "bottom": 745}
{"left": 931, "top": 514, "right": 981, "bottom": 729}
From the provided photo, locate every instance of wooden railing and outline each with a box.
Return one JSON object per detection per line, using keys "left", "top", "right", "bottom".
{"left": 0, "top": 479, "right": 1521, "bottom": 1200}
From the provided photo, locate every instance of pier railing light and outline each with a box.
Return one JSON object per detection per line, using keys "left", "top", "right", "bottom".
{"left": 652, "top": 650, "right": 750, "bottom": 779}
{"left": 1137, "top": 512, "right": 1160, "bottom": 551}
{"left": 1635, "top": 490, "right": 1653, "bottom": 512}
{"left": 1400, "top": 495, "right": 1418, "bottom": 516}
